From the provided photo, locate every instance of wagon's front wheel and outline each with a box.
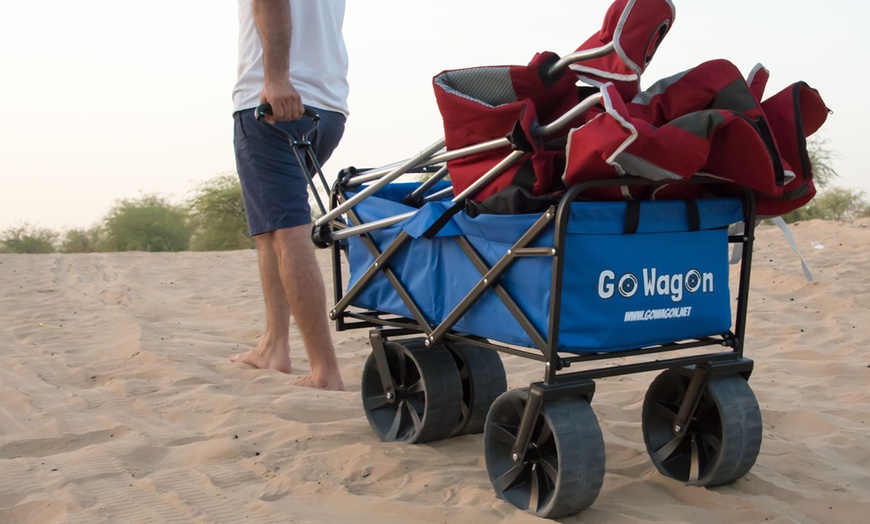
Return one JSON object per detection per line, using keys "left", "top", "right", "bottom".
{"left": 642, "top": 368, "right": 762, "bottom": 486}
{"left": 483, "top": 389, "right": 605, "bottom": 518}
{"left": 361, "top": 338, "right": 462, "bottom": 444}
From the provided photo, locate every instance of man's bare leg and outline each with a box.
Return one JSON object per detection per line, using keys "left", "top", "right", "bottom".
{"left": 272, "top": 225, "right": 344, "bottom": 390}
{"left": 230, "top": 231, "right": 293, "bottom": 373}
{"left": 231, "top": 224, "right": 344, "bottom": 391}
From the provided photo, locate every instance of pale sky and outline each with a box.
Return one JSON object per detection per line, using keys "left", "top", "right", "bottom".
{"left": 1, "top": 0, "right": 865, "bottom": 232}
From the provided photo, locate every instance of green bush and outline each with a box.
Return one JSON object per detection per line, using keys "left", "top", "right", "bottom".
{"left": 784, "top": 187, "right": 870, "bottom": 223}
{"left": 60, "top": 226, "right": 104, "bottom": 253}
{"left": 780, "top": 137, "right": 844, "bottom": 223}
{"left": 187, "top": 174, "right": 254, "bottom": 251}
{"left": 807, "top": 137, "right": 839, "bottom": 190}
{"left": 0, "top": 224, "right": 57, "bottom": 253}
{"left": 102, "top": 195, "right": 191, "bottom": 252}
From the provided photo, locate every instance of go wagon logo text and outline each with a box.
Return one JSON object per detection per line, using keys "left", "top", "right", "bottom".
{"left": 597, "top": 267, "right": 714, "bottom": 322}
{"left": 598, "top": 268, "right": 712, "bottom": 302}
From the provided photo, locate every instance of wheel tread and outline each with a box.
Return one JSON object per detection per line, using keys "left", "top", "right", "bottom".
{"left": 484, "top": 390, "right": 606, "bottom": 518}
{"left": 360, "top": 338, "right": 463, "bottom": 444}
{"left": 642, "top": 369, "right": 762, "bottom": 487}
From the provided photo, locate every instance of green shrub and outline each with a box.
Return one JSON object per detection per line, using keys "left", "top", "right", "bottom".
{"left": 102, "top": 195, "right": 191, "bottom": 252}
{"left": 60, "top": 226, "right": 104, "bottom": 253}
{"left": 807, "top": 137, "right": 839, "bottom": 190}
{"left": 0, "top": 224, "right": 57, "bottom": 254}
{"left": 187, "top": 174, "right": 253, "bottom": 251}
{"left": 781, "top": 137, "right": 846, "bottom": 223}
{"left": 785, "top": 187, "right": 870, "bottom": 223}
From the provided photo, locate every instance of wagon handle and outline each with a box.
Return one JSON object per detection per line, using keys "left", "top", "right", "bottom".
{"left": 255, "top": 103, "right": 320, "bottom": 124}
{"left": 253, "top": 103, "right": 330, "bottom": 216}
{"left": 254, "top": 103, "right": 321, "bottom": 146}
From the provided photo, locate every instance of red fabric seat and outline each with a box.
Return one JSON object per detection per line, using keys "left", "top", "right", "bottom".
{"left": 431, "top": 0, "right": 829, "bottom": 216}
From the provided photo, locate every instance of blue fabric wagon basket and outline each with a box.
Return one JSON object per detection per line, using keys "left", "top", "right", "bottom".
{"left": 346, "top": 182, "right": 744, "bottom": 354}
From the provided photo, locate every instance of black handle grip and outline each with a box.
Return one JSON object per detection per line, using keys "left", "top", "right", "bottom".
{"left": 255, "top": 103, "right": 320, "bottom": 123}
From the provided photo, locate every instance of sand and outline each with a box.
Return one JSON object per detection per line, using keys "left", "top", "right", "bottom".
{"left": 1, "top": 218, "right": 869, "bottom": 523}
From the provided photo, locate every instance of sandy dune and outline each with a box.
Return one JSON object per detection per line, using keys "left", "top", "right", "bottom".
{"left": 1, "top": 219, "right": 868, "bottom": 523}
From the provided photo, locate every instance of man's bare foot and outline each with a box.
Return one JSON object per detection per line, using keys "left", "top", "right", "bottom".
{"left": 293, "top": 374, "right": 345, "bottom": 391}
{"left": 229, "top": 348, "right": 292, "bottom": 374}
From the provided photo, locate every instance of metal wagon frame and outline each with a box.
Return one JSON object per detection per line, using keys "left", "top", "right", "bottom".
{"left": 252, "top": 10, "right": 766, "bottom": 510}
{"left": 257, "top": 95, "right": 762, "bottom": 517}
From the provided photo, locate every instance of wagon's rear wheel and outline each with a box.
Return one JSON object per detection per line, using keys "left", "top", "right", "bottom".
{"left": 483, "top": 389, "right": 605, "bottom": 518}
{"left": 361, "top": 338, "right": 462, "bottom": 444}
{"left": 642, "top": 368, "right": 762, "bottom": 486}
{"left": 445, "top": 341, "right": 507, "bottom": 436}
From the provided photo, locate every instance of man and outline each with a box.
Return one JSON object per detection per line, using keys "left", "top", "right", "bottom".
{"left": 230, "top": 0, "right": 348, "bottom": 391}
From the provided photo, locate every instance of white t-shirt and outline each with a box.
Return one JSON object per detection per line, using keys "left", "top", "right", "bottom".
{"left": 233, "top": 0, "right": 350, "bottom": 116}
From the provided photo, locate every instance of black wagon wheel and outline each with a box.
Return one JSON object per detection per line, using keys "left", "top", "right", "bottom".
{"left": 361, "top": 338, "right": 462, "bottom": 444}
{"left": 444, "top": 341, "right": 507, "bottom": 437}
{"left": 483, "top": 389, "right": 606, "bottom": 518}
{"left": 642, "top": 368, "right": 763, "bottom": 487}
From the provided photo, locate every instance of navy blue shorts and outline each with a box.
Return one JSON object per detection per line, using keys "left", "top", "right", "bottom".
{"left": 233, "top": 107, "right": 346, "bottom": 236}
